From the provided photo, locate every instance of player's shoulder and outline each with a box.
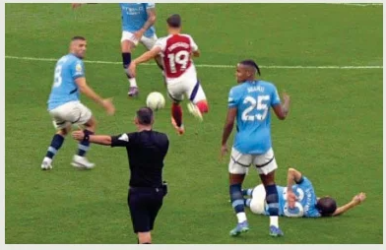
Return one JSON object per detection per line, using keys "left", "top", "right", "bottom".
{"left": 144, "top": 2, "right": 156, "bottom": 9}
{"left": 65, "top": 53, "right": 83, "bottom": 64}
{"left": 229, "top": 83, "right": 246, "bottom": 97}
{"left": 258, "top": 80, "right": 277, "bottom": 89}
{"left": 158, "top": 34, "right": 173, "bottom": 41}
{"left": 179, "top": 33, "right": 194, "bottom": 39}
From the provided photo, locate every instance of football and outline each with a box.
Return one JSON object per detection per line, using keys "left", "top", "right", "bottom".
{"left": 146, "top": 92, "right": 166, "bottom": 111}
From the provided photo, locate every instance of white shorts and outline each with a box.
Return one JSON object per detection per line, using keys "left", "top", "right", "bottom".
{"left": 121, "top": 31, "right": 158, "bottom": 50}
{"left": 228, "top": 147, "right": 278, "bottom": 175}
{"left": 249, "top": 184, "right": 267, "bottom": 215}
{"left": 49, "top": 101, "right": 92, "bottom": 130}
{"left": 166, "top": 65, "right": 207, "bottom": 103}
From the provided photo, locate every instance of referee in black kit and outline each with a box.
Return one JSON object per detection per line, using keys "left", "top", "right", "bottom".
{"left": 72, "top": 107, "right": 169, "bottom": 244}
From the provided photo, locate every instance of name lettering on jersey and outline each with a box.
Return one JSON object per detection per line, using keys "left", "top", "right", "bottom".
{"left": 122, "top": 6, "right": 144, "bottom": 15}
{"left": 168, "top": 42, "right": 189, "bottom": 52}
{"left": 304, "top": 188, "right": 313, "bottom": 212}
{"left": 247, "top": 86, "right": 265, "bottom": 93}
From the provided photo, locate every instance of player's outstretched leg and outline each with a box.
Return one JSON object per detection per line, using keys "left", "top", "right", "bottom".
{"left": 171, "top": 102, "right": 185, "bottom": 135}
{"left": 71, "top": 117, "right": 96, "bottom": 169}
{"left": 122, "top": 40, "right": 139, "bottom": 97}
{"left": 41, "top": 129, "right": 67, "bottom": 170}
{"left": 260, "top": 171, "right": 283, "bottom": 237}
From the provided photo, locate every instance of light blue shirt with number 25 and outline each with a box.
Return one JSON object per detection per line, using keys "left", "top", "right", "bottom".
{"left": 228, "top": 80, "right": 281, "bottom": 155}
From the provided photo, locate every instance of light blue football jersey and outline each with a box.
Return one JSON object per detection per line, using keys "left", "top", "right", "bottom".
{"left": 120, "top": 3, "right": 155, "bottom": 38}
{"left": 263, "top": 177, "right": 321, "bottom": 218}
{"left": 228, "top": 80, "right": 281, "bottom": 154}
{"left": 47, "top": 54, "right": 85, "bottom": 111}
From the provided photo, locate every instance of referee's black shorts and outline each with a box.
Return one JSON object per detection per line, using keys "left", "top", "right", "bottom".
{"left": 128, "top": 186, "right": 165, "bottom": 233}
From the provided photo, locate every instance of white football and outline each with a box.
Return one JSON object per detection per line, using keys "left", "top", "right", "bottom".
{"left": 146, "top": 92, "right": 166, "bottom": 111}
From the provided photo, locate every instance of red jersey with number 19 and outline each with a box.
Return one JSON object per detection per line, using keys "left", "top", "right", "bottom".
{"left": 155, "top": 34, "right": 198, "bottom": 79}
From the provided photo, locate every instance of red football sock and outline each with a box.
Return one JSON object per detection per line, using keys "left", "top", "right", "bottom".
{"left": 196, "top": 100, "right": 209, "bottom": 114}
{"left": 172, "top": 103, "right": 183, "bottom": 127}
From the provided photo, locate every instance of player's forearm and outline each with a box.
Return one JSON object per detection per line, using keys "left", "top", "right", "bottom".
{"left": 141, "top": 15, "right": 156, "bottom": 33}
{"left": 286, "top": 168, "right": 301, "bottom": 191}
{"left": 281, "top": 99, "right": 290, "bottom": 118}
{"left": 221, "top": 122, "right": 234, "bottom": 145}
{"left": 333, "top": 199, "right": 362, "bottom": 216}
{"left": 286, "top": 174, "right": 295, "bottom": 192}
{"left": 133, "top": 52, "right": 155, "bottom": 65}
{"left": 79, "top": 85, "right": 104, "bottom": 106}
{"left": 192, "top": 50, "right": 200, "bottom": 58}
{"left": 88, "top": 135, "right": 112, "bottom": 146}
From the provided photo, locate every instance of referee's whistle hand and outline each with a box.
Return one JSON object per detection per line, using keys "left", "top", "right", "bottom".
{"left": 72, "top": 130, "right": 85, "bottom": 141}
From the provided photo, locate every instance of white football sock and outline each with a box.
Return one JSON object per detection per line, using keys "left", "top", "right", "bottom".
{"left": 270, "top": 216, "right": 279, "bottom": 227}
{"left": 237, "top": 212, "right": 247, "bottom": 223}
{"left": 129, "top": 78, "right": 137, "bottom": 88}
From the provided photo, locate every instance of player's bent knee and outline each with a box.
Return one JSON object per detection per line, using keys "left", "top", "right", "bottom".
{"left": 84, "top": 117, "right": 97, "bottom": 132}
{"left": 229, "top": 174, "right": 245, "bottom": 185}
{"left": 121, "top": 41, "right": 135, "bottom": 53}
{"left": 57, "top": 128, "right": 69, "bottom": 137}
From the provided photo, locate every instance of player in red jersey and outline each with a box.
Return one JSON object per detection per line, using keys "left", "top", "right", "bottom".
{"left": 129, "top": 14, "right": 209, "bottom": 135}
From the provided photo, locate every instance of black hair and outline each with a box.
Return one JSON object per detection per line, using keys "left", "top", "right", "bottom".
{"left": 240, "top": 59, "right": 261, "bottom": 76}
{"left": 316, "top": 197, "right": 337, "bottom": 217}
{"left": 167, "top": 14, "right": 182, "bottom": 28}
{"left": 136, "top": 107, "right": 154, "bottom": 125}
{"left": 71, "top": 36, "right": 86, "bottom": 41}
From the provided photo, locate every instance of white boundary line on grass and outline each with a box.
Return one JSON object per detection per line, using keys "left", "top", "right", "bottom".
{"left": 5, "top": 55, "right": 383, "bottom": 69}
{"left": 326, "top": 3, "right": 382, "bottom": 6}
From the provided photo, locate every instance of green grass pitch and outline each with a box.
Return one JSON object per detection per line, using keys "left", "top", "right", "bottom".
{"left": 5, "top": 3, "right": 383, "bottom": 244}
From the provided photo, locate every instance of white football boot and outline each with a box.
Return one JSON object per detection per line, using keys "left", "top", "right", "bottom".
{"left": 187, "top": 102, "right": 203, "bottom": 121}
{"left": 41, "top": 157, "right": 53, "bottom": 170}
{"left": 71, "top": 155, "right": 95, "bottom": 169}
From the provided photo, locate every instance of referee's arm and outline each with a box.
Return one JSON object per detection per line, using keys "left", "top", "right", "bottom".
{"left": 72, "top": 130, "right": 131, "bottom": 147}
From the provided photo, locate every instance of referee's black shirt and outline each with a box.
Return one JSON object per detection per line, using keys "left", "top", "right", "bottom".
{"left": 111, "top": 130, "right": 169, "bottom": 188}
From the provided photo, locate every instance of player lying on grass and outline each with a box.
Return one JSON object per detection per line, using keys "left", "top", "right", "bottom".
{"left": 243, "top": 167, "right": 366, "bottom": 218}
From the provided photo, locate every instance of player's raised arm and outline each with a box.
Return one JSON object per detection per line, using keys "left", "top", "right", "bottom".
{"left": 272, "top": 91, "right": 290, "bottom": 120}
{"left": 332, "top": 193, "right": 366, "bottom": 217}
{"left": 75, "top": 77, "right": 115, "bottom": 115}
